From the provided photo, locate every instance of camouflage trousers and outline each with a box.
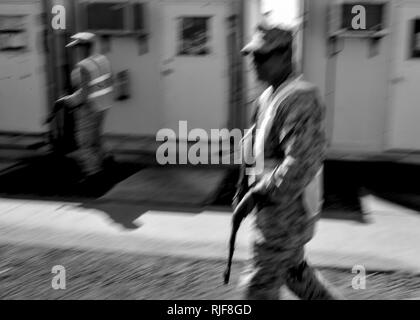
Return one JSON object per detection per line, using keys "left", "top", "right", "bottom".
{"left": 239, "top": 200, "right": 340, "bottom": 300}
{"left": 69, "top": 105, "right": 107, "bottom": 177}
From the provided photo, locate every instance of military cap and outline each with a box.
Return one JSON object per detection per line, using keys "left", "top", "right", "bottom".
{"left": 66, "top": 32, "right": 96, "bottom": 48}
{"left": 241, "top": 25, "right": 293, "bottom": 56}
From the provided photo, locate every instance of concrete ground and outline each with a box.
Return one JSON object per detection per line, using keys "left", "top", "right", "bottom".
{"left": 1, "top": 193, "right": 420, "bottom": 299}
{"left": 2, "top": 243, "right": 419, "bottom": 300}
{"left": 0, "top": 194, "right": 419, "bottom": 274}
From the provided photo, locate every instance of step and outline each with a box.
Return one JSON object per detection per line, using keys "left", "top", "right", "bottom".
{"left": 0, "top": 134, "right": 47, "bottom": 150}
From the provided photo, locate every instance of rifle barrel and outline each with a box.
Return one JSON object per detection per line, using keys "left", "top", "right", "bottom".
{"left": 223, "top": 191, "right": 256, "bottom": 285}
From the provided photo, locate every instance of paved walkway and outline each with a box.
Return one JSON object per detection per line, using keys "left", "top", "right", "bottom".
{"left": 0, "top": 195, "right": 419, "bottom": 274}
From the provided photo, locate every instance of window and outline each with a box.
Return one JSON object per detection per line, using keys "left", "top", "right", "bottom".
{"left": 133, "top": 2, "right": 148, "bottom": 34}
{"left": 0, "top": 15, "right": 27, "bottom": 51}
{"left": 86, "top": 2, "right": 126, "bottom": 32}
{"left": 341, "top": 3, "right": 385, "bottom": 31}
{"left": 410, "top": 18, "right": 420, "bottom": 58}
{"left": 178, "top": 17, "right": 211, "bottom": 56}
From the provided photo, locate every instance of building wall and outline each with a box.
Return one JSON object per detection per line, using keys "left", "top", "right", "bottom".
{"left": 98, "top": 0, "right": 163, "bottom": 136}
{"left": 332, "top": 37, "right": 391, "bottom": 152}
{"left": 241, "top": 0, "right": 262, "bottom": 125}
{"left": 303, "top": 0, "right": 395, "bottom": 153}
{"left": 0, "top": 0, "right": 48, "bottom": 133}
{"left": 78, "top": 0, "right": 244, "bottom": 137}
{"left": 0, "top": 0, "right": 249, "bottom": 137}
{"left": 243, "top": 0, "right": 263, "bottom": 103}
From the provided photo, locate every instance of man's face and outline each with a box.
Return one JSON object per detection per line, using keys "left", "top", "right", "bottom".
{"left": 74, "top": 43, "right": 91, "bottom": 59}
{"left": 253, "top": 49, "right": 291, "bottom": 84}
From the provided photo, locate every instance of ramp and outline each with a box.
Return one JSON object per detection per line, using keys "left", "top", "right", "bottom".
{"left": 100, "top": 167, "right": 228, "bottom": 207}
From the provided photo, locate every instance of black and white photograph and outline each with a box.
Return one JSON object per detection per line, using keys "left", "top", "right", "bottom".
{"left": 0, "top": 0, "right": 420, "bottom": 306}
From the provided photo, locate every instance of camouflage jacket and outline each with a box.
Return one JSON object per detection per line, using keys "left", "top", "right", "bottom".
{"left": 235, "top": 78, "right": 327, "bottom": 211}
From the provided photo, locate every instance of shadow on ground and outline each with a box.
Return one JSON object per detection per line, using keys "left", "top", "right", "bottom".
{"left": 2, "top": 156, "right": 420, "bottom": 226}
{"left": 211, "top": 162, "right": 365, "bottom": 222}
{"left": 211, "top": 160, "right": 420, "bottom": 221}
{"left": 324, "top": 160, "right": 420, "bottom": 214}
{"left": 80, "top": 200, "right": 212, "bottom": 230}
{"left": 0, "top": 154, "right": 144, "bottom": 201}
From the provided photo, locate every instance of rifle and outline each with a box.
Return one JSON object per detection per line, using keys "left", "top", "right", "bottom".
{"left": 44, "top": 98, "right": 68, "bottom": 125}
{"left": 224, "top": 191, "right": 257, "bottom": 285}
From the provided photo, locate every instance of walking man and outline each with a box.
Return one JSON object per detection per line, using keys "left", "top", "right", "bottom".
{"left": 234, "top": 25, "right": 341, "bottom": 300}
{"left": 54, "top": 32, "right": 114, "bottom": 180}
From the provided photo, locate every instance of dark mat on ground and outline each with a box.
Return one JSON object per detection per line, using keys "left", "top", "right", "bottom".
{"left": 1, "top": 243, "right": 419, "bottom": 300}
{"left": 0, "top": 155, "right": 144, "bottom": 200}
{"left": 100, "top": 167, "right": 228, "bottom": 206}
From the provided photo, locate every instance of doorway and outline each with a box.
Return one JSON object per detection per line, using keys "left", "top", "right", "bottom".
{"left": 160, "top": 1, "right": 230, "bottom": 139}
{"left": 387, "top": 3, "right": 420, "bottom": 150}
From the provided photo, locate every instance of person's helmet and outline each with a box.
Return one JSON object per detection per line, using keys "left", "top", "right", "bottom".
{"left": 241, "top": 25, "right": 293, "bottom": 56}
{"left": 66, "top": 32, "right": 96, "bottom": 48}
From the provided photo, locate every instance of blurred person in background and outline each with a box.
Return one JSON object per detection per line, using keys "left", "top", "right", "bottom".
{"left": 48, "top": 32, "right": 114, "bottom": 181}
{"left": 234, "top": 24, "right": 342, "bottom": 300}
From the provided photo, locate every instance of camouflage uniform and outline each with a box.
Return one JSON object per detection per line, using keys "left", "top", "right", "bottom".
{"left": 62, "top": 33, "right": 113, "bottom": 178}
{"left": 68, "top": 65, "right": 108, "bottom": 177}
{"left": 71, "top": 99, "right": 107, "bottom": 176}
{"left": 236, "top": 78, "right": 338, "bottom": 300}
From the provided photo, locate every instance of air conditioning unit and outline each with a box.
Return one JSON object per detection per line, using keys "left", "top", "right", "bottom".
{"left": 328, "top": 1, "right": 389, "bottom": 38}
{"left": 81, "top": 1, "right": 149, "bottom": 36}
